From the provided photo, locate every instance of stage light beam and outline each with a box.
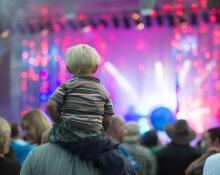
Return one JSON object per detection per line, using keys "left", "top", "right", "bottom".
{"left": 104, "top": 61, "right": 139, "bottom": 103}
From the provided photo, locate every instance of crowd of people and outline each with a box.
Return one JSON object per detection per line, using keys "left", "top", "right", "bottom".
{"left": 1, "top": 113, "right": 220, "bottom": 175}
{"left": 0, "top": 44, "right": 220, "bottom": 175}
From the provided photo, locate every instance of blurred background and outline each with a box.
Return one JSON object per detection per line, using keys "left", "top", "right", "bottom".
{"left": 1, "top": 0, "right": 220, "bottom": 134}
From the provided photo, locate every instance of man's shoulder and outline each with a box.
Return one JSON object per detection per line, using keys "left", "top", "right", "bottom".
{"left": 206, "top": 153, "right": 220, "bottom": 163}
{"left": 155, "top": 144, "right": 171, "bottom": 156}
{"left": 33, "top": 143, "right": 60, "bottom": 151}
{"left": 31, "top": 143, "right": 63, "bottom": 157}
{"left": 204, "top": 153, "right": 220, "bottom": 175}
{"left": 25, "top": 143, "right": 69, "bottom": 168}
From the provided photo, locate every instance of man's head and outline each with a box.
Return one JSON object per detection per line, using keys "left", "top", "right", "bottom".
{"left": 204, "top": 127, "right": 220, "bottom": 149}
{"left": 21, "top": 109, "right": 52, "bottom": 144}
{"left": 66, "top": 44, "right": 101, "bottom": 76}
{"left": 107, "top": 115, "right": 126, "bottom": 143}
{"left": 141, "top": 129, "right": 159, "bottom": 147}
{"left": 165, "top": 119, "right": 196, "bottom": 145}
{"left": 123, "top": 122, "right": 140, "bottom": 143}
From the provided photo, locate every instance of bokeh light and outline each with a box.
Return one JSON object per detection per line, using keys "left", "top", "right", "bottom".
{"left": 19, "top": 20, "right": 220, "bottom": 132}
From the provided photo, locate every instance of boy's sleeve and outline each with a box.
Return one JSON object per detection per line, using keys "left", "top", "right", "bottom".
{"left": 104, "top": 96, "right": 115, "bottom": 115}
{"left": 49, "top": 84, "right": 66, "bottom": 104}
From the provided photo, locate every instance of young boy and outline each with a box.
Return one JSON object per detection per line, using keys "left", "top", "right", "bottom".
{"left": 46, "top": 44, "right": 136, "bottom": 175}
{"left": 47, "top": 44, "right": 113, "bottom": 142}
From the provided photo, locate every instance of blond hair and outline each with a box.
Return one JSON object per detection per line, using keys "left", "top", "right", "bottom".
{"left": 0, "top": 117, "right": 11, "bottom": 154}
{"left": 22, "top": 109, "right": 52, "bottom": 144}
{"left": 66, "top": 44, "right": 101, "bottom": 75}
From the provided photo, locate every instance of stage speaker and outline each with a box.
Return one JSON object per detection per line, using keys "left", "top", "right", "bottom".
{"left": 207, "top": 0, "right": 220, "bottom": 9}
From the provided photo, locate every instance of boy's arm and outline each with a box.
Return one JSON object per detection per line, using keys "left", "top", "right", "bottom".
{"left": 102, "top": 86, "right": 114, "bottom": 133}
{"left": 46, "top": 99, "right": 60, "bottom": 122}
{"left": 102, "top": 115, "right": 112, "bottom": 133}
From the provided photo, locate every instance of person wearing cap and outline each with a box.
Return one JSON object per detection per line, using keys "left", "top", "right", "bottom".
{"left": 123, "top": 122, "right": 156, "bottom": 175}
{"left": 185, "top": 127, "right": 220, "bottom": 175}
{"left": 156, "top": 119, "right": 200, "bottom": 175}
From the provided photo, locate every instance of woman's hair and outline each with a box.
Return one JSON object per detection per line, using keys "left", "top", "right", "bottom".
{"left": 22, "top": 109, "right": 52, "bottom": 144}
{"left": 0, "top": 117, "right": 11, "bottom": 154}
{"left": 207, "top": 127, "right": 220, "bottom": 142}
{"left": 66, "top": 44, "right": 101, "bottom": 75}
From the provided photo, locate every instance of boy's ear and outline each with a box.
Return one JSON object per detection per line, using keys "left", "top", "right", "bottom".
{"left": 92, "top": 65, "right": 98, "bottom": 74}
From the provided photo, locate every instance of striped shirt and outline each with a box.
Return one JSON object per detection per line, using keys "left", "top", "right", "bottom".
{"left": 49, "top": 76, "right": 114, "bottom": 131}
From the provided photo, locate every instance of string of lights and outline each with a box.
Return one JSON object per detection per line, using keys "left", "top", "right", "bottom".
{"left": 11, "top": 10, "right": 220, "bottom": 35}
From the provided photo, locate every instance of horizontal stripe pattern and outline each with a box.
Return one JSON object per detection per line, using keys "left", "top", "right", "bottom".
{"left": 49, "top": 76, "right": 114, "bottom": 131}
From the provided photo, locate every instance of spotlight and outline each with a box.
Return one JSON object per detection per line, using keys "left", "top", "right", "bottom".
{"left": 112, "top": 17, "right": 120, "bottom": 28}
{"left": 53, "top": 23, "right": 61, "bottom": 32}
{"left": 144, "top": 15, "right": 152, "bottom": 27}
{"left": 134, "top": 17, "right": 144, "bottom": 30}
{"left": 123, "top": 16, "right": 131, "bottom": 29}
{"left": 134, "top": 19, "right": 142, "bottom": 25}
{"left": 156, "top": 15, "right": 163, "bottom": 26}
{"left": 0, "top": 29, "right": 10, "bottom": 38}
{"left": 167, "top": 14, "right": 175, "bottom": 27}
{"left": 190, "top": 13, "right": 198, "bottom": 26}
{"left": 104, "top": 61, "right": 139, "bottom": 102}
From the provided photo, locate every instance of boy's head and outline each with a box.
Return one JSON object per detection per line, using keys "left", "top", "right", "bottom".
{"left": 66, "top": 44, "right": 101, "bottom": 75}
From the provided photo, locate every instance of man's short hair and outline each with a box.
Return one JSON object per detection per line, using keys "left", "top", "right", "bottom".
{"left": 66, "top": 44, "right": 101, "bottom": 75}
{"left": 207, "top": 127, "right": 220, "bottom": 142}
